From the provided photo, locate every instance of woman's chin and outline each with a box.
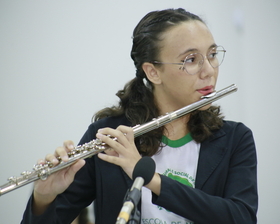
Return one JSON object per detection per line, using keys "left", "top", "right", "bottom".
{"left": 198, "top": 103, "right": 212, "bottom": 111}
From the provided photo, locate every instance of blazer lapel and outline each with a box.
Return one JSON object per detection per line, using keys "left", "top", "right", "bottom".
{"left": 195, "top": 128, "right": 226, "bottom": 190}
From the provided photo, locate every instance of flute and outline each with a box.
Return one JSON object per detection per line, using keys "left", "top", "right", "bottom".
{"left": 0, "top": 84, "right": 237, "bottom": 196}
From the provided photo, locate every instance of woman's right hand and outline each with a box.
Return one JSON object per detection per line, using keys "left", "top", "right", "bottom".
{"left": 32, "top": 140, "right": 85, "bottom": 215}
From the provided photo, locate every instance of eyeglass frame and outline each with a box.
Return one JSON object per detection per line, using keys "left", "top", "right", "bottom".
{"left": 151, "top": 45, "right": 226, "bottom": 75}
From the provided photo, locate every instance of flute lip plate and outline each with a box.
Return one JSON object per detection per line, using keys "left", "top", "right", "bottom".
{"left": 201, "top": 91, "right": 217, "bottom": 99}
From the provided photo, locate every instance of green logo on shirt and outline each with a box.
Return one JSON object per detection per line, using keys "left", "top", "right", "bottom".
{"left": 162, "top": 168, "right": 195, "bottom": 188}
{"left": 167, "top": 173, "right": 193, "bottom": 187}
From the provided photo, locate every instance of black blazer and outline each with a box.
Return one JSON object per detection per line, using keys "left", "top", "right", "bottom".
{"left": 21, "top": 115, "right": 258, "bottom": 224}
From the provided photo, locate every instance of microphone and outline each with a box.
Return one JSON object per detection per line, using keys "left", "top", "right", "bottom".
{"left": 116, "top": 157, "right": 156, "bottom": 224}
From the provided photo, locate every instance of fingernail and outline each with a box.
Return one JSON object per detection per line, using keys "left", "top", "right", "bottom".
{"left": 62, "top": 155, "right": 68, "bottom": 161}
{"left": 98, "top": 129, "right": 103, "bottom": 133}
{"left": 52, "top": 158, "right": 58, "bottom": 164}
{"left": 68, "top": 144, "right": 74, "bottom": 150}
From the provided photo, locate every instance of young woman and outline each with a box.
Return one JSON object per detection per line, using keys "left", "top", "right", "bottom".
{"left": 21, "top": 8, "right": 258, "bottom": 224}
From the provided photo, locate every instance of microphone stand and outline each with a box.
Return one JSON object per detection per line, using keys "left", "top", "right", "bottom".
{"left": 116, "top": 157, "right": 156, "bottom": 224}
{"left": 116, "top": 178, "right": 143, "bottom": 224}
{"left": 124, "top": 187, "right": 141, "bottom": 224}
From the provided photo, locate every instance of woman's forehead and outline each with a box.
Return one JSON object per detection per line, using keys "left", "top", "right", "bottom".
{"left": 159, "top": 21, "right": 215, "bottom": 58}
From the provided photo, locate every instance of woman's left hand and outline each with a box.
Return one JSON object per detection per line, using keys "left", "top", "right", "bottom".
{"left": 96, "top": 125, "right": 141, "bottom": 179}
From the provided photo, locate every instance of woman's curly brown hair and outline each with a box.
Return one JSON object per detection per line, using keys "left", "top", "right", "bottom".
{"left": 93, "top": 8, "right": 224, "bottom": 156}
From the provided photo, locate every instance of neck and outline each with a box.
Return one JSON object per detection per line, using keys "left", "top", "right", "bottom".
{"left": 163, "top": 115, "right": 190, "bottom": 140}
{"left": 153, "top": 89, "right": 191, "bottom": 140}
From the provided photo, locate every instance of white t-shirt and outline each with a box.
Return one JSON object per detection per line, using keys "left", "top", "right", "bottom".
{"left": 141, "top": 133, "right": 200, "bottom": 224}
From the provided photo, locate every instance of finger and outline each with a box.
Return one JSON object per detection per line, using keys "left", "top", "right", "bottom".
{"left": 45, "top": 153, "right": 60, "bottom": 166}
{"left": 54, "top": 146, "right": 69, "bottom": 162}
{"left": 97, "top": 153, "right": 138, "bottom": 179}
{"left": 97, "top": 152, "right": 123, "bottom": 166}
{"left": 37, "top": 159, "right": 45, "bottom": 165}
{"left": 97, "top": 127, "right": 130, "bottom": 148}
{"left": 104, "top": 148, "right": 119, "bottom": 157}
{"left": 68, "top": 159, "right": 85, "bottom": 174}
{"left": 63, "top": 140, "right": 75, "bottom": 152}
{"left": 64, "top": 159, "right": 86, "bottom": 184}
{"left": 96, "top": 131, "right": 122, "bottom": 150}
{"left": 116, "top": 125, "right": 134, "bottom": 143}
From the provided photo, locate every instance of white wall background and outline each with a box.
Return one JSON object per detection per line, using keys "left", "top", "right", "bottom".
{"left": 0, "top": 0, "right": 279, "bottom": 223}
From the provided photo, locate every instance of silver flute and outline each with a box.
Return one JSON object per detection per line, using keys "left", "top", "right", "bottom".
{"left": 0, "top": 84, "right": 237, "bottom": 196}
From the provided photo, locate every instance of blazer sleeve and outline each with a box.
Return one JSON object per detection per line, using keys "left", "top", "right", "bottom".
{"left": 20, "top": 123, "right": 99, "bottom": 224}
{"left": 20, "top": 115, "right": 131, "bottom": 224}
{"left": 151, "top": 122, "right": 258, "bottom": 224}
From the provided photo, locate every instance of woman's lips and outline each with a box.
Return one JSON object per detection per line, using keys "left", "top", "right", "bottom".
{"left": 197, "top": 86, "right": 214, "bottom": 95}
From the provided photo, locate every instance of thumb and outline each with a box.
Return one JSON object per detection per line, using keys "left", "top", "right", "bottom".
{"left": 64, "top": 159, "right": 86, "bottom": 182}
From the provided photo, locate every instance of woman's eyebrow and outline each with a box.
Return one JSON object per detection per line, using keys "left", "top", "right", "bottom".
{"left": 177, "top": 43, "right": 218, "bottom": 58}
{"left": 177, "top": 48, "right": 197, "bottom": 58}
{"left": 209, "top": 43, "right": 218, "bottom": 50}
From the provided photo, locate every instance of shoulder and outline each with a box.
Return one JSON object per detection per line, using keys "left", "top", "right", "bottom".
{"left": 206, "top": 120, "right": 254, "bottom": 144}
{"left": 209, "top": 120, "right": 255, "bottom": 149}
{"left": 221, "top": 120, "right": 253, "bottom": 135}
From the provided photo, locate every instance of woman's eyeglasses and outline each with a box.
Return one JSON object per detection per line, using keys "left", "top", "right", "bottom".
{"left": 152, "top": 46, "right": 226, "bottom": 75}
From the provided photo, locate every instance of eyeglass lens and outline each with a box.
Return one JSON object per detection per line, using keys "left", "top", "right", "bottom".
{"left": 183, "top": 46, "right": 225, "bottom": 75}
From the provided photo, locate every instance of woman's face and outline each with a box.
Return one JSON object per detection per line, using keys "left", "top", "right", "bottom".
{"left": 151, "top": 20, "right": 219, "bottom": 112}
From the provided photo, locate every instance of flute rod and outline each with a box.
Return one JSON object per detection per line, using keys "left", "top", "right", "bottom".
{"left": 0, "top": 84, "right": 237, "bottom": 196}
{"left": 133, "top": 84, "right": 237, "bottom": 137}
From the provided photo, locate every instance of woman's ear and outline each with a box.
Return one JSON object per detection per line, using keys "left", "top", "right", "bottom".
{"left": 142, "top": 62, "right": 162, "bottom": 84}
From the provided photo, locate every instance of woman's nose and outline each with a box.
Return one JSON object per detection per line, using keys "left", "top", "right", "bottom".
{"left": 199, "top": 57, "right": 216, "bottom": 79}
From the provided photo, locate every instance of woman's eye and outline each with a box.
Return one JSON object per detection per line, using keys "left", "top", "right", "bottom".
{"left": 209, "top": 52, "right": 218, "bottom": 59}
{"left": 184, "top": 56, "right": 196, "bottom": 63}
